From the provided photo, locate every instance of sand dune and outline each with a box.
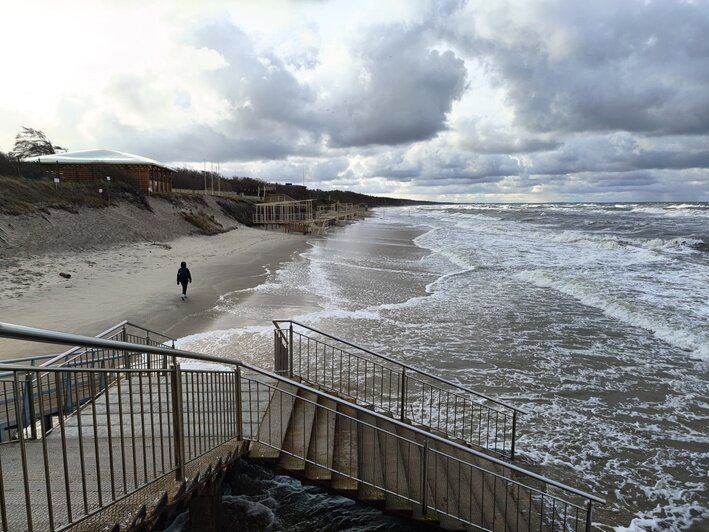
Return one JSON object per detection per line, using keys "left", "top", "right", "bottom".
{"left": 0, "top": 220, "right": 306, "bottom": 358}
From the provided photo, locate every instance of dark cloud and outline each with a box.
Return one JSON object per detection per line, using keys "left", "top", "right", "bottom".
{"left": 29, "top": 1, "right": 708, "bottom": 202}
{"left": 324, "top": 25, "right": 467, "bottom": 147}
{"left": 444, "top": 0, "right": 709, "bottom": 136}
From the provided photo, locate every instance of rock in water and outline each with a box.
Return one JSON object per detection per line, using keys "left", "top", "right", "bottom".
{"left": 59, "top": 272, "right": 71, "bottom": 279}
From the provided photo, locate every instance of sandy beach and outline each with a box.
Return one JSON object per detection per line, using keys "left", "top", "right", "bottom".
{"left": 0, "top": 225, "right": 307, "bottom": 358}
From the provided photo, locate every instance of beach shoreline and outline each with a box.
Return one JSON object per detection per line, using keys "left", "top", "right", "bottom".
{"left": 0, "top": 226, "right": 308, "bottom": 358}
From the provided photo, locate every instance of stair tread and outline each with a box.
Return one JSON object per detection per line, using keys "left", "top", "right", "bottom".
{"left": 279, "top": 389, "right": 319, "bottom": 471}
{"left": 249, "top": 381, "right": 298, "bottom": 460}
{"left": 375, "top": 416, "right": 413, "bottom": 514}
{"left": 304, "top": 396, "right": 337, "bottom": 481}
{"left": 356, "top": 410, "right": 385, "bottom": 502}
{"left": 331, "top": 403, "right": 359, "bottom": 492}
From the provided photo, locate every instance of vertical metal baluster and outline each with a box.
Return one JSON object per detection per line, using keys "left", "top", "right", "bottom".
{"left": 478, "top": 405, "right": 483, "bottom": 448}
{"left": 289, "top": 323, "right": 294, "bottom": 378}
{"left": 574, "top": 504, "right": 580, "bottom": 532}
{"left": 211, "top": 372, "right": 217, "bottom": 447}
{"left": 399, "top": 369, "right": 407, "bottom": 422}
{"left": 170, "top": 364, "right": 185, "bottom": 481}
{"left": 363, "top": 360, "right": 368, "bottom": 404}
{"left": 54, "top": 371, "right": 73, "bottom": 522}
{"left": 72, "top": 371, "right": 89, "bottom": 514}
{"left": 200, "top": 372, "right": 206, "bottom": 454}
{"left": 515, "top": 482, "right": 521, "bottom": 530}
{"left": 104, "top": 369, "right": 116, "bottom": 500}
{"left": 115, "top": 370, "right": 128, "bottom": 494}
{"left": 138, "top": 371, "right": 148, "bottom": 484}
{"left": 148, "top": 370, "right": 157, "bottom": 478}
{"left": 503, "top": 477, "right": 509, "bottom": 531}
{"left": 88, "top": 371, "right": 103, "bottom": 509}
{"left": 428, "top": 384, "right": 433, "bottom": 429}
{"left": 190, "top": 373, "right": 197, "bottom": 456}
{"left": 420, "top": 439, "right": 428, "bottom": 516}
{"left": 24, "top": 373, "right": 37, "bottom": 440}
{"left": 511, "top": 411, "right": 517, "bottom": 461}
{"left": 200, "top": 372, "right": 207, "bottom": 454}
{"left": 202, "top": 373, "right": 208, "bottom": 451}
{"left": 163, "top": 369, "right": 173, "bottom": 469}
{"left": 220, "top": 372, "right": 226, "bottom": 443}
{"left": 453, "top": 395, "right": 458, "bottom": 439}
{"left": 486, "top": 408, "right": 492, "bottom": 452}
{"left": 378, "top": 364, "right": 383, "bottom": 410}
{"left": 215, "top": 373, "right": 221, "bottom": 444}
{"left": 13, "top": 372, "right": 33, "bottom": 531}
{"left": 183, "top": 373, "right": 192, "bottom": 460}
{"left": 585, "top": 501, "right": 593, "bottom": 532}
{"left": 347, "top": 353, "right": 352, "bottom": 398}
{"left": 127, "top": 370, "right": 138, "bottom": 490}
{"left": 456, "top": 458, "right": 462, "bottom": 520}
{"left": 0, "top": 405, "right": 8, "bottom": 530}
{"left": 235, "top": 366, "right": 243, "bottom": 441}
{"left": 247, "top": 379, "right": 254, "bottom": 441}
{"left": 36, "top": 372, "right": 55, "bottom": 530}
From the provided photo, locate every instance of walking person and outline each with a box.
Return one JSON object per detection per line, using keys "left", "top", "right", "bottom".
{"left": 177, "top": 261, "right": 192, "bottom": 300}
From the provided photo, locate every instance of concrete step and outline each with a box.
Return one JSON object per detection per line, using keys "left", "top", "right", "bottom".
{"left": 375, "top": 416, "right": 413, "bottom": 515}
{"left": 304, "top": 396, "right": 337, "bottom": 481}
{"left": 249, "top": 382, "right": 298, "bottom": 460}
{"left": 279, "top": 389, "right": 318, "bottom": 471}
{"left": 356, "top": 410, "right": 385, "bottom": 504}
{"left": 437, "top": 441, "right": 542, "bottom": 532}
{"left": 393, "top": 423, "right": 440, "bottom": 527}
{"left": 331, "top": 403, "right": 358, "bottom": 494}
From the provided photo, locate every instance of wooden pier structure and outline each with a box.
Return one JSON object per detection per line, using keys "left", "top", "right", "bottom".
{"left": 0, "top": 321, "right": 603, "bottom": 531}
{"left": 254, "top": 199, "right": 366, "bottom": 234}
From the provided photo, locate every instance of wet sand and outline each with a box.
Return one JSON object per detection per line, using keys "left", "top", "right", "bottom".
{"left": 0, "top": 226, "right": 307, "bottom": 358}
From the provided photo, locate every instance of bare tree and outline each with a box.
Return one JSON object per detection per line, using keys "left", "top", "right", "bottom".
{"left": 10, "top": 127, "right": 66, "bottom": 159}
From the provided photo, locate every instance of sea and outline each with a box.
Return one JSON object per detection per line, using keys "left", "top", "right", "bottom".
{"left": 174, "top": 202, "right": 708, "bottom": 531}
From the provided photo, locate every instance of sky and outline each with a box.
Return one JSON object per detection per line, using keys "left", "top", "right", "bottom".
{"left": 1, "top": 0, "right": 708, "bottom": 202}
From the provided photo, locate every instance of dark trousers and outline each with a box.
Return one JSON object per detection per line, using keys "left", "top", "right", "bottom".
{"left": 180, "top": 281, "right": 189, "bottom": 295}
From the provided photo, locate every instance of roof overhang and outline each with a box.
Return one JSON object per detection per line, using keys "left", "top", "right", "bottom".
{"left": 27, "top": 149, "right": 174, "bottom": 172}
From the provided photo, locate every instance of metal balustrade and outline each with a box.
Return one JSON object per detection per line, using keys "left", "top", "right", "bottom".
{"left": 0, "top": 321, "right": 603, "bottom": 531}
{"left": 273, "top": 320, "right": 525, "bottom": 459}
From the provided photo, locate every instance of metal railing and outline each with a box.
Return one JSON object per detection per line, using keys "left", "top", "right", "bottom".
{"left": 0, "top": 321, "right": 603, "bottom": 531}
{"left": 245, "top": 377, "right": 603, "bottom": 531}
{"left": 0, "top": 322, "right": 176, "bottom": 443}
{"left": 273, "top": 320, "right": 525, "bottom": 459}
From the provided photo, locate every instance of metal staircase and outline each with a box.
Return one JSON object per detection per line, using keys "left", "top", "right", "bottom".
{"left": 0, "top": 320, "right": 604, "bottom": 531}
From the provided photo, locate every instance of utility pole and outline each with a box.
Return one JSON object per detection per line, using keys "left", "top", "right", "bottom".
{"left": 203, "top": 160, "right": 207, "bottom": 194}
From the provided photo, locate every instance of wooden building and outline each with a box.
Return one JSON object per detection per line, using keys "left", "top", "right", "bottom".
{"left": 31, "top": 150, "right": 174, "bottom": 193}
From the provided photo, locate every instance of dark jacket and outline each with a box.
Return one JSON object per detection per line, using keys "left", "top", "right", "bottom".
{"left": 177, "top": 265, "right": 192, "bottom": 284}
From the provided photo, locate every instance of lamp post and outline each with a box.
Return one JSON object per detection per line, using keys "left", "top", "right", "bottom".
{"left": 106, "top": 176, "right": 111, "bottom": 203}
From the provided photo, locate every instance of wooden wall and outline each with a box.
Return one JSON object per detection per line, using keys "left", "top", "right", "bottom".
{"left": 41, "top": 164, "right": 173, "bottom": 193}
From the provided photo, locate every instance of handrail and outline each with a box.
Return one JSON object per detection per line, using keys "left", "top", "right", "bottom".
{"left": 273, "top": 319, "right": 527, "bottom": 414}
{"left": 2, "top": 321, "right": 177, "bottom": 369}
{"left": 244, "top": 378, "right": 595, "bottom": 514}
{"left": 0, "top": 320, "right": 604, "bottom": 505}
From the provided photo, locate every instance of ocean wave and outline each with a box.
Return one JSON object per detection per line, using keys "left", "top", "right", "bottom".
{"left": 534, "top": 229, "right": 703, "bottom": 256}
{"left": 516, "top": 270, "right": 709, "bottom": 361}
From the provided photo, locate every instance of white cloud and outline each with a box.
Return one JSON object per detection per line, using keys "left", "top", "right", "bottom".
{"left": 1, "top": 0, "right": 708, "bottom": 202}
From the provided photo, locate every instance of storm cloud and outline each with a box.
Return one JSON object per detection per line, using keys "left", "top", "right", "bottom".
{"left": 0, "top": 0, "right": 707, "bottom": 201}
